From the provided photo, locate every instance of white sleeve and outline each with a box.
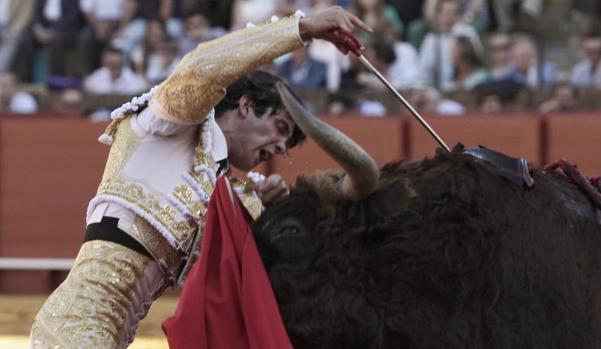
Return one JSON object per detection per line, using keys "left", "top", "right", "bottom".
{"left": 134, "top": 106, "right": 195, "bottom": 137}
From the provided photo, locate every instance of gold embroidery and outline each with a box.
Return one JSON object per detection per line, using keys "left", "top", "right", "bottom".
{"left": 100, "top": 119, "right": 140, "bottom": 185}
{"left": 173, "top": 183, "right": 208, "bottom": 219}
{"left": 98, "top": 179, "right": 194, "bottom": 250}
{"left": 30, "top": 241, "right": 163, "bottom": 348}
{"left": 154, "top": 17, "right": 304, "bottom": 123}
{"left": 130, "top": 216, "right": 183, "bottom": 279}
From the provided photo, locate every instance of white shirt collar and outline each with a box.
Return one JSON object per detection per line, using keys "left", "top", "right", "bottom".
{"left": 211, "top": 116, "right": 228, "bottom": 162}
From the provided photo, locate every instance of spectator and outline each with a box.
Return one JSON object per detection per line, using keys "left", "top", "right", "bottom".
{"left": 184, "top": 0, "right": 235, "bottom": 30}
{"left": 112, "top": 0, "right": 183, "bottom": 56}
{"left": 446, "top": 35, "right": 490, "bottom": 91}
{"left": 372, "top": 18, "right": 423, "bottom": 89}
{"left": 78, "top": 0, "right": 128, "bottom": 73}
{"left": 178, "top": 14, "right": 210, "bottom": 56}
{"left": 277, "top": 44, "right": 327, "bottom": 89}
{"left": 15, "top": 0, "right": 84, "bottom": 82}
{"left": 84, "top": 47, "right": 147, "bottom": 94}
{"left": 0, "top": 0, "right": 35, "bottom": 72}
{"left": 130, "top": 19, "right": 168, "bottom": 76}
{"left": 385, "top": 0, "right": 424, "bottom": 42}
{"left": 570, "top": 28, "right": 601, "bottom": 89}
{"left": 418, "top": 0, "right": 482, "bottom": 90}
{"left": 231, "top": 0, "right": 278, "bottom": 29}
{"left": 510, "top": 34, "right": 558, "bottom": 88}
{"left": 145, "top": 41, "right": 179, "bottom": 85}
{"left": 53, "top": 87, "right": 85, "bottom": 114}
{"left": 406, "top": 84, "right": 465, "bottom": 116}
{"left": 487, "top": 31, "right": 514, "bottom": 80}
{"left": 356, "top": 42, "right": 397, "bottom": 91}
{"left": 351, "top": 0, "right": 404, "bottom": 42}
{"left": 0, "top": 72, "right": 39, "bottom": 113}
{"left": 539, "top": 81, "right": 579, "bottom": 114}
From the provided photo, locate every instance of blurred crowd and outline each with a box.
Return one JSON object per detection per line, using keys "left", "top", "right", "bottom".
{"left": 0, "top": 0, "right": 600, "bottom": 118}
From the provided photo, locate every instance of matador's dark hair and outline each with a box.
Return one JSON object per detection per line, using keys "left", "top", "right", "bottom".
{"left": 215, "top": 70, "right": 306, "bottom": 149}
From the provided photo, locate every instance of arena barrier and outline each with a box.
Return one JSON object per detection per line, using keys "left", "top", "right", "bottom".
{"left": 0, "top": 113, "right": 599, "bottom": 293}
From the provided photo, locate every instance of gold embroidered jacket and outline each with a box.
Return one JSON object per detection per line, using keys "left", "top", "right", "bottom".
{"left": 87, "top": 16, "right": 305, "bottom": 284}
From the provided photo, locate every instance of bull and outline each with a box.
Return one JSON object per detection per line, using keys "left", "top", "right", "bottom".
{"left": 251, "top": 83, "right": 601, "bottom": 349}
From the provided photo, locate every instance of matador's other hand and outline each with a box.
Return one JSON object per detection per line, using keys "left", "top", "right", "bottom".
{"left": 298, "top": 6, "right": 372, "bottom": 55}
{"left": 255, "top": 174, "right": 290, "bottom": 206}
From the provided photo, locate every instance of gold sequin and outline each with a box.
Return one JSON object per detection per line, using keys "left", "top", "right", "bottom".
{"left": 30, "top": 241, "right": 164, "bottom": 348}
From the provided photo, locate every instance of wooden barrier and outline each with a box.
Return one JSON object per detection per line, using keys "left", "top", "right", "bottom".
{"left": 0, "top": 117, "right": 108, "bottom": 259}
{"left": 546, "top": 113, "right": 601, "bottom": 176}
{"left": 272, "top": 116, "right": 404, "bottom": 184}
{"left": 407, "top": 114, "right": 543, "bottom": 165}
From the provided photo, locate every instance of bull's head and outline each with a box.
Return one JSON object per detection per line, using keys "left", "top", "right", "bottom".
{"left": 252, "top": 84, "right": 601, "bottom": 349}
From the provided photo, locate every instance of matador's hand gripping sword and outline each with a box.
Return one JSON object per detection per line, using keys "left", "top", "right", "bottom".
{"left": 336, "top": 28, "right": 451, "bottom": 152}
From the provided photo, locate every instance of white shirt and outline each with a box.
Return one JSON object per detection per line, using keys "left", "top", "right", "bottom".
{"left": 84, "top": 66, "right": 148, "bottom": 95}
{"left": 0, "top": 0, "right": 10, "bottom": 26}
{"left": 79, "top": 0, "right": 125, "bottom": 21}
{"left": 9, "top": 91, "right": 38, "bottom": 113}
{"left": 570, "top": 59, "right": 601, "bottom": 88}
{"left": 44, "top": 0, "right": 62, "bottom": 21}
{"left": 419, "top": 23, "right": 482, "bottom": 89}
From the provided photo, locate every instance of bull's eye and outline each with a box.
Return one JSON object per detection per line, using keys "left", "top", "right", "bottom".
{"left": 271, "top": 225, "right": 301, "bottom": 243}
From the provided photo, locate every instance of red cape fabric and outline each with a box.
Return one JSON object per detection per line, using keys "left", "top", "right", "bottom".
{"left": 162, "top": 177, "right": 294, "bottom": 349}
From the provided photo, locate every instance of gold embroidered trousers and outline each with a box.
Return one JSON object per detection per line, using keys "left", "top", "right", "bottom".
{"left": 30, "top": 240, "right": 167, "bottom": 349}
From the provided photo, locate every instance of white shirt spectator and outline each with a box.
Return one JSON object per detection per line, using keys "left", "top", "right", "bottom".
{"left": 44, "top": 0, "right": 62, "bottom": 21}
{"left": 389, "top": 42, "right": 424, "bottom": 89}
{"left": 570, "top": 60, "right": 601, "bottom": 88}
{"left": 419, "top": 23, "right": 481, "bottom": 89}
{"left": 80, "top": 0, "right": 126, "bottom": 21}
{"left": 9, "top": 91, "right": 38, "bottom": 113}
{"left": 84, "top": 66, "right": 147, "bottom": 94}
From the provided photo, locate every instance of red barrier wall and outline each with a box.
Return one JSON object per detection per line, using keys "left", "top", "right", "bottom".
{"left": 546, "top": 113, "right": 601, "bottom": 176}
{"left": 407, "top": 114, "right": 542, "bottom": 163}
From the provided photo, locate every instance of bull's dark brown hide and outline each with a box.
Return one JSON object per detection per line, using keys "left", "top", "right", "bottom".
{"left": 252, "top": 146, "right": 601, "bottom": 349}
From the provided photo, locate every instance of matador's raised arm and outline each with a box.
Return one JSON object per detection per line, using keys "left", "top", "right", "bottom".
{"left": 149, "top": 16, "right": 305, "bottom": 124}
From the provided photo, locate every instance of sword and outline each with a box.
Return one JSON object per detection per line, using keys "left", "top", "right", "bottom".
{"left": 337, "top": 28, "right": 451, "bottom": 152}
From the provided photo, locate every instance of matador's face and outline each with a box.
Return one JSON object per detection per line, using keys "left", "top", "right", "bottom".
{"left": 227, "top": 106, "right": 295, "bottom": 171}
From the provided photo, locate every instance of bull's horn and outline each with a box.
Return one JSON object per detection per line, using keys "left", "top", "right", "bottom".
{"left": 276, "top": 82, "right": 378, "bottom": 200}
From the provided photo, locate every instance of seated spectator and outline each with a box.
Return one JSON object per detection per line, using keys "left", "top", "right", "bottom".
{"left": 487, "top": 31, "right": 514, "bottom": 81}
{"left": 539, "top": 81, "right": 579, "bottom": 114}
{"left": 372, "top": 20, "right": 423, "bottom": 89}
{"left": 418, "top": 0, "right": 482, "bottom": 90}
{"left": 351, "top": 0, "right": 404, "bottom": 42}
{"left": 231, "top": 0, "right": 278, "bottom": 29}
{"left": 510, "top": 34, "right": 558, "bottom": 88}
{"left": 570, "top": 27, "right": 601, "bottom": 89}
{"left": 145, "top": 41, "right": 179, "bottom": 85}
{"left": 0, "top": 0, "right": 35, "bottom": 72}
{"left": 0, "top": 72, "right": 39, "bottom": 113}
{"left": 445, "top": 35, "right": 490, "bottom": 91}
{"left": 15, "top": 0, "right": 84, "bottom": 82}
{"left": 130, "top": 19, "right": 179, "bottom": 84}
{"left": 84, "top": 47, "right": 147, "bottom": 94}
{"left": 406, "top": 84, "right": 466, "bottom": 116}
{"left": 355, "top": 42, "right": 397, "bottom": 91}
{"left": 112, "top": 0, "right": 183, "bottom": 56}
{"left": 178, "top": 14, "right": 210, "bottom": 56}
{"left": 474, "top": 78, "right": 529, "bottom": 112}
{"left": 277, "top": 44, "right": 327, "bottom": 89}
{"left": 53, "top": 87, "right": 85, "bottom": 114}
{"left": 185, "top": 0, "right": 235, "bottom": 30}
{"left": 79, "top": 0, "right": 128, "bottom": 73}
